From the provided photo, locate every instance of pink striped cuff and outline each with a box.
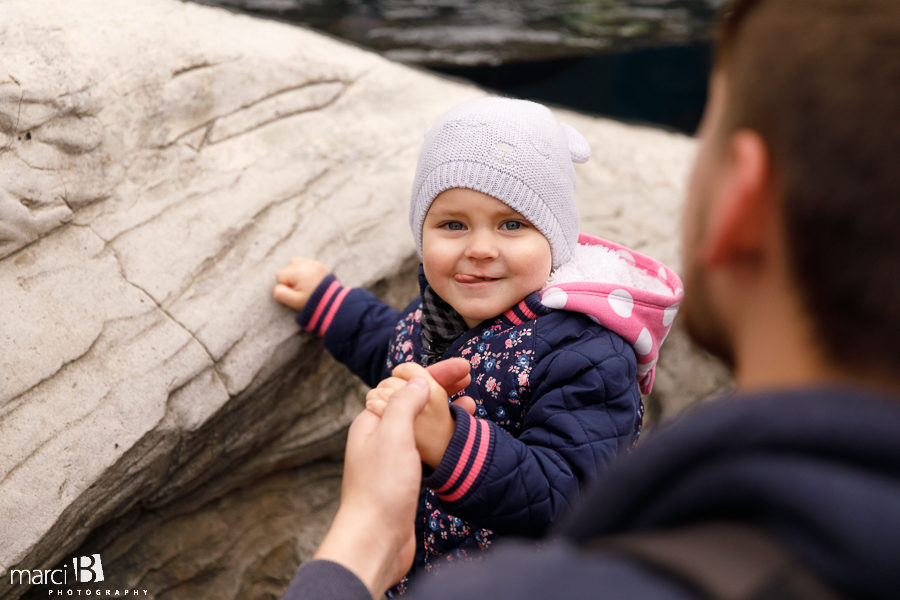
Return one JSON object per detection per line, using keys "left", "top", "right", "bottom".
{"left": 439, "top": 419, "right": 491, "bottom": 502}
{"left": 318, "top": 287, "right": 351, "bottom": 335}
{"left": 296, "top": 274, "right": 352, "bottom": 337}
{"left": 424, "top": 405, "right": 494, "bottom": 505}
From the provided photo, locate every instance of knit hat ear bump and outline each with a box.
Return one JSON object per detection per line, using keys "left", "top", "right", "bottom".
{"left": 562, "top": 123, "right": 592, "bottom": 164}
{"left": 409, "top": 96, "right": 591, "bottom": 269}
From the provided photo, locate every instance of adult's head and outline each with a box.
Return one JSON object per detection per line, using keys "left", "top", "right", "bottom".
{"left": 681, "top": 0, "right": 900, "bottom": 390}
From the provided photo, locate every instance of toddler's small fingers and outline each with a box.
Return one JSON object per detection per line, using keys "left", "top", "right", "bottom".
{"left": 275, "top": 266, "right": 299, "bottom": 285}
{"left": 289, "top": 258, "right": 328, "bottom": 278}
{"left": 365, "top": 398, "right": 387, "bottom": 417}
{"left": 369, "top": 386, "right": 401, "bottom": 406}
{"left": 365, "top": 387, "right": 389, "bottom": 404}
{"left": 451, "top": 395, "right": 477, "bottom": 416}
{"left": 375, "top": 376, "right": 407, "bottom": 394}
{"left": 273, "top": 284, "right": 308, "bottom": 309}
{"left": 392, "top": 362, "right": 430, "bottom": 382}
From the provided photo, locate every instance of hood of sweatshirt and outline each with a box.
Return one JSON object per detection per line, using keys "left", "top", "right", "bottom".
{"left": 541, "top": 233, "right": 683, "bottom": 394}
{"left": 558, "top": 386, "right": 900, "bottom": 599}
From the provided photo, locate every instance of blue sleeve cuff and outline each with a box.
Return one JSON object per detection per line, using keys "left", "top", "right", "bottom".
{"left": 297, "top": 274, "right": 352, "bottom": 337}
{"left": 423, "top": 404, "right": 494, "bottom": 505}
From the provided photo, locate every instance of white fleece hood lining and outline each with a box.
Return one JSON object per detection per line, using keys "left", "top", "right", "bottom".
{"left": 544, "top": 243, "right": 673, "bottom": 296}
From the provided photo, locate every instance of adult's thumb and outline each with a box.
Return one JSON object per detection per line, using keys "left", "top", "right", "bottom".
{"left": 380, "top": 378, "right": 430, "bottom": 434}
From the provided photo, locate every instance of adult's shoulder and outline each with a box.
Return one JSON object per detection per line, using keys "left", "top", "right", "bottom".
{"left": 410, "top": 539, "right": 697, "bottom": 600}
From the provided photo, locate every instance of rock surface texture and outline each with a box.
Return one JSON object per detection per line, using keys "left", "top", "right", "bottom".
{"left": 0, "top": 1, "right": 729, "bottom": 598}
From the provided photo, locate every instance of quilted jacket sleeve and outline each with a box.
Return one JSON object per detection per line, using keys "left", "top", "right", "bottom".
{"left": 297, "top": 274, "right": 403, "bottom": 388}
{"left": 423, "top": 316, "right": 640, "bottom": 537}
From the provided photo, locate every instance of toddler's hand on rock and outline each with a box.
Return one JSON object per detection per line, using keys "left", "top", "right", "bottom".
{"left": 273, "top": 257, "right": 330, "bottom": 311}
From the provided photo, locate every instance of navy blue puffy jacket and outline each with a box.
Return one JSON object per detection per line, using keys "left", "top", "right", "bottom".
{"left": 297, "top": 270, "right": 640, "bottom": 578}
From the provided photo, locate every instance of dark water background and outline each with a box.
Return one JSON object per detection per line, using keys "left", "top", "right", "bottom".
{"left": 190, "top": 1, "right": 722, "bottom": 133}
{"left": 436, "top": 43, "right": 710, "bottom": 134}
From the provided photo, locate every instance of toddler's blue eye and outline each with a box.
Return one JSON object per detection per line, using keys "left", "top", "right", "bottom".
{"left": 443, "top": 221, "right": 465, "bottom": 231}
{"left": 500, "top": 221, "right": 523, "bottom": 231}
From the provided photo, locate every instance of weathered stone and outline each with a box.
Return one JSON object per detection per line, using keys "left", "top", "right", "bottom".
{"left": 0, "top": 0, "right": 729, "bottom": 598}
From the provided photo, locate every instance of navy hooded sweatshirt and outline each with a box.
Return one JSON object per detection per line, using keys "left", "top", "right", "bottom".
{"left": 283, "top": 386, "right": 900, "bottom": 599}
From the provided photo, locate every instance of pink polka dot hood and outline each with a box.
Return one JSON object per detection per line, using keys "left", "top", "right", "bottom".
{"left": 541, "top": 233, "right": 683, "bottom": 394}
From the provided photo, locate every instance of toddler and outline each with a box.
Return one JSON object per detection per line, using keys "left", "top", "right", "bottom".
{"left": 273, "top": 96, "right": 683, "bottom": 594}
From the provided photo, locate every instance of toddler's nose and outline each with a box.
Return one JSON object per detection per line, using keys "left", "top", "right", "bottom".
{"left": 464, "top": 229, "right": 499, "bottom": 260}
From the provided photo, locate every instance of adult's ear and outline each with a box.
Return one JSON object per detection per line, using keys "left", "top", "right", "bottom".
{"left": 703, "top": 130, "right": 775, "bottom": 266}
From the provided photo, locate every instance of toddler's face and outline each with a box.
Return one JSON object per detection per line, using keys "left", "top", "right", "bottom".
{"left": 422, "top": 188, "right": 552, "bottom": 328}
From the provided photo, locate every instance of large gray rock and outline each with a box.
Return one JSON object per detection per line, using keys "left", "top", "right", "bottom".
{"left": 0, "top": 1, "right": 728, "bottom": 598}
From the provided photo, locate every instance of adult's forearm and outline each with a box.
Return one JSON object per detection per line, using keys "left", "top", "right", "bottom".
{"left": 281, "top": 559, "right": 371, "bottom": 600}
{"left": 281, "top": 505, "right": 403, "bottom": 599}
{"left": 310, "top": 505, "right": 408, "bottom": 599}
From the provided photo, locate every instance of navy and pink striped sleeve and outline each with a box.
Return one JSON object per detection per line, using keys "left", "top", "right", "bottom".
{"left": 424, "top": 404, "right": 496, "bottom": 504}
{"left": 297, "top": 274, "right": 352, "bottom": 337}
{"left": 295, "top": 273, "right": 405, "bottom": 388}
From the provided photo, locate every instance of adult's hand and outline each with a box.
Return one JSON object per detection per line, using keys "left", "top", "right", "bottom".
{"left": 366, "top": 357, "right": 477, "bottom": 417}
{"left": 365, "top": 358, "right": 477, "bottom": 466}
{"left": 312, "top": 378, "right": 430, "bottom": 597}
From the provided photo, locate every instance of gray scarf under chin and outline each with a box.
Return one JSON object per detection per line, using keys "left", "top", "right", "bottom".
{"left": 420, "top": 286, "right": 469, "bottom": 365}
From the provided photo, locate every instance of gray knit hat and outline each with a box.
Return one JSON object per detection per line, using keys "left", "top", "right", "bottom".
{"left": 409, "top": 96, "right": 591, "bottom": 268}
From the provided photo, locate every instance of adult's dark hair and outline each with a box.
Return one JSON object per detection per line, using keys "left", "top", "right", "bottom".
{"left": 714, "top": 0, "right": 900, "bottom": 380}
